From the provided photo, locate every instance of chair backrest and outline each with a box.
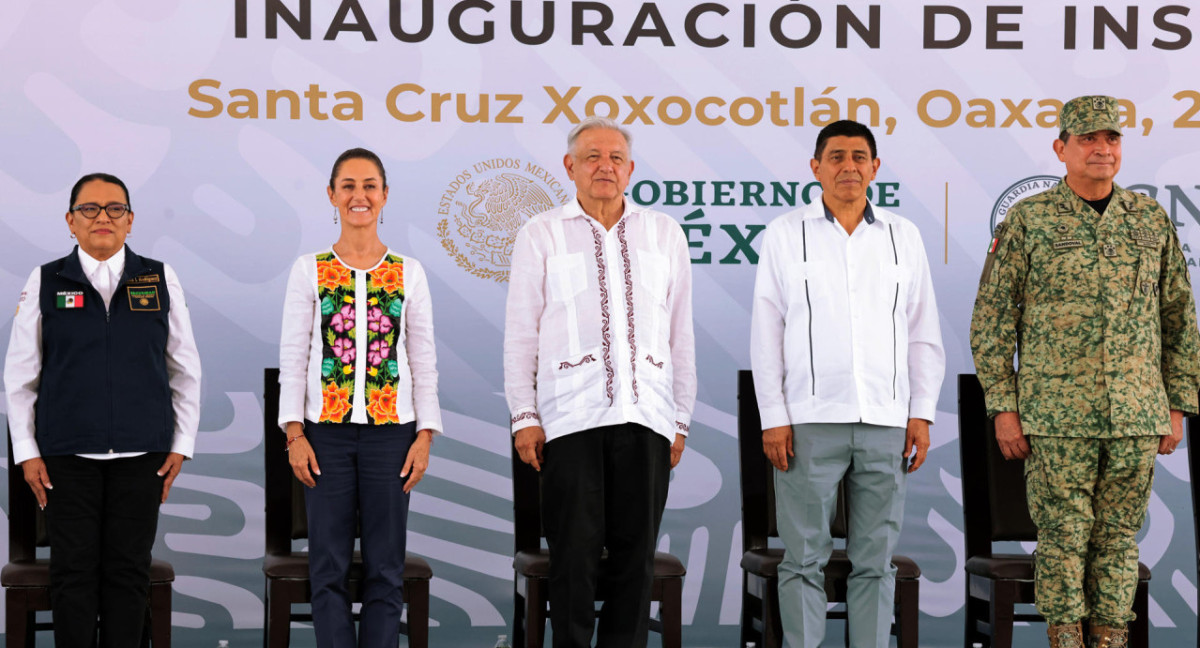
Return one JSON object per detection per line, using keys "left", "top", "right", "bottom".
{"left": 736, "top": 370, "right": 847, "bottom": 553}
{"left": 511, "top": 436, "right": 543, "bottom": 554}
{"left": 7, "top": 431, "right": 53, "bottom": 562}
{"left": 957, "top": 373, "right": 1038, "bottom": 559}
{"left": 263, "top": 368, "right": 309, "bottom": 557}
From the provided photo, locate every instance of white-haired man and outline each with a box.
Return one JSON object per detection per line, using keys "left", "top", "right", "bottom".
{"left": 504, "top": 117, "right": 696, "bottom": 647}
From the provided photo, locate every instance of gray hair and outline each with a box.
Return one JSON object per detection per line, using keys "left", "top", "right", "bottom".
{"left": 566, "top": 116, "right": 633, "bottom": 156}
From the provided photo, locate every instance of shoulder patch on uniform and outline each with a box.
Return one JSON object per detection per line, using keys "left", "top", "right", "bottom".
{"left": 980, "top": 223, "right": 1007, "bottom": 285}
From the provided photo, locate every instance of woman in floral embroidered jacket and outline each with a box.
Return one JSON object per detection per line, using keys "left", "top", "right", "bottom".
{"left": 277, "top": 148, "right": 442, "bottom": 648}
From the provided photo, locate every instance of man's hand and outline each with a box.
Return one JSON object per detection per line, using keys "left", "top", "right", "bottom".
{"left": 21, "top": 457, "right": 51, "bottom": 509}
{"left": 156, "top": 452, "right": 187, "bottom": 503}
{"left": 401, "top": 429, "right": 434, "bottom": 493}
{"left": 670, "top": 433, "right": 686, "bottom": 468}
{"left": 1160, "top": 409, "right": 1184, "bottom": 455}
{"left": 994, "top": 411, "right": 1030, "bottom": 460}
{"left": 286, "top": 421, "right": 321, "bottom": 488}
{"left": 763, "top": 425, "right": 793, "bottom": 471}
{"left": 903, "top": 418, "right": 931, "bottom": 473}
{"left": 515, "top": 426, "right": 547, "bottom": 471}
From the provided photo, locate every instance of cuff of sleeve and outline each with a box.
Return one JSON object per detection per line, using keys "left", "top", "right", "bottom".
{"left": 416, "top": 418, "right": 443, "bottom": 436}
{"left": 277, "top": 408, "right": 305, "bottom": 433}
{"left": 170, "top": 433, "right": 195, "bottom": 459}
{"left": 909, "top": 398, "right": 938, "bottom": 424}
{"left": 983, "top": 383, "right": 1018, "bottom": 419}
{"left": 1167, "top": 385, "right": 1200, "bottom": 415}
{"left": 758, "top": 405, "right": 792, "bottom": 431}
{"left": 510, "top": 410, "right": 541, "bottom": 435}
{"left": 12, "top": 438, "right": 41, "bottom": 465}
{"left": 674, "top": 414, "right": 692, "bottom": 437}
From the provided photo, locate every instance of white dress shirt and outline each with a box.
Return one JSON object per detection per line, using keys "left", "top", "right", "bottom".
{"left": 278, "top": 249, "right": 443, "bottom": 434}
{"left": 4, "top": 247, "right": 203, "bottom": 464}
{"left": 750, "top": 201, "right": 945, "bottom": 429}
{"left": 504, "top": 197, "right": 697, "bottom": 445}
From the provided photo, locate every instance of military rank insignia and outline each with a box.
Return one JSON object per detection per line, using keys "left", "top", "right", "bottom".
{"left": 127, "top": 286, "right": 161, "bottom": 311}
{"left": 1131, "top": 228, "right": 1157, "bottom": 248}
{"left": 56, "top": 291, "right": 84, "bottom": 309}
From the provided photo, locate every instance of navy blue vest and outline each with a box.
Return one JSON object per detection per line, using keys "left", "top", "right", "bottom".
{"left": 36, "top": 247, "right": 174, "bottom": 456}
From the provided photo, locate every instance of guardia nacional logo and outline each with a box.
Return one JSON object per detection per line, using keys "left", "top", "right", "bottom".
{"left": 990, "top": 175, "right": 1060, "bottom": 234}
{"left": 437, "top": 158, "right": 569, "bottom": 282}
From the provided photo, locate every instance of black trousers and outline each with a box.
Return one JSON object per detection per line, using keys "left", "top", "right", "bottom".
{"left": 541, "top": 424, "right": 671, "bottom": 648}
{"left": 43, "top": 452, "right": 165, "bottom": 648}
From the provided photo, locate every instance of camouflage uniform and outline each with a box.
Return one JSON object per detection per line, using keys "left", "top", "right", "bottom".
{"left": 970, "top": 98, "right": 1200, "bottom": 627}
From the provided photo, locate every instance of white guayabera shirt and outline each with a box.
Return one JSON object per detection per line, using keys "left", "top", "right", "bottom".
{"left": 504, "top": 197, "right": 697, "bottom": 445}
{"left": 751, "top": 200, "right": 945, "bottom": 430}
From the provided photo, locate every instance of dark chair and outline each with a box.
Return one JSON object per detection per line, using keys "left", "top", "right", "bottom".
{"left": 736, "top": 369, "right": 920, "bottom": 648}
{"left": 510, "top": 437, "right": 685, "bottom": 648}
{"left": 958, "top": 373, "right": 1150, "bottom": 647}
{"left": 1, "top": 435, "right": 174, "bottom": 647}
{"left": 262, "top": 368, "right": 432, "bottom": 648}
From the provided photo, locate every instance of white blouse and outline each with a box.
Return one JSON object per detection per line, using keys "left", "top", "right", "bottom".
{"left": 278, "top": 249, "right": 442, "bottom": 434}
{"left": 504, "top": 198, "right": 696, "bottom": 445}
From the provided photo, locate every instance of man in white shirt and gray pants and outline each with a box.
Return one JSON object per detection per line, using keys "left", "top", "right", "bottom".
{"left": 504, "top": 116, "right": 696, "bottom": 647}
{"left": 750, "top": 120, "right": 944, "bottom": 647}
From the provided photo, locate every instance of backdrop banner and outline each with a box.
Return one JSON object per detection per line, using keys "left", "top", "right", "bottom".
{"left": 2, "top": 1, "right": 1200, "bottom": 645}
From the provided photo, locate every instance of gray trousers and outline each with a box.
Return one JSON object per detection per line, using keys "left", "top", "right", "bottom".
{"left": 774, "top": 422, "right": 907, "bottom": 648}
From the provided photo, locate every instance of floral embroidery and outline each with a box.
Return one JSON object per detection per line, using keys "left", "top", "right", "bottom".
{"left": 676, "top": 422, "right": 689, "bottom": 433}
{"left": 319, "top": 381, "right": 352, "bottom": 423}
{"left": 317, "top": 259, "right": 353, "bottom": 292}
{"left": 330, "top": 303, "right": 354, "bottom": 333}
{"left": 367, "top": 306, "right": 393, "bottom": 334}
{"left": 617, "top": 219, "right": 639, "bottom": 403}
{"left": 366, "top": 383, "right": 402, "bottom": 425}
{"left": 371, "top": 260, "right": 405, "bottom": 294}
{"left": 645, "top": 354, "right": 663, "bottom": 369}
{"left": 315, "top": 252, "right": 406, "bottom": 425}
{"left": 589, "top": 224, "right": 615, "bottom": 406}
{"left": 364, "top": 255, "right": 405, "bottom": 424}
{"left": 332, "top": 337, "right": 355, "bottom": 364}
{"left": 367, "top": 339, "right": 391, "bottom": 366}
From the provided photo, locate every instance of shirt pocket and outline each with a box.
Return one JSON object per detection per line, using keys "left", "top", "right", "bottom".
{"left": 1131, "top": 251, "right": 1161, "bottom": 315}
{"left": 546, "top": 252, "right": 588, "bottom": 302}
{"left": 637, "top": 250, "right": 670, "bottom": 301}
{"left": 787, "top": 260, "right": 833, "bottom": 309}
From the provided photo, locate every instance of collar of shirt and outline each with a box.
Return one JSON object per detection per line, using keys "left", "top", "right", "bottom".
{"left": 822, "top": 200, "right": 876, "bottom": 225}
{"left": 560, "top": 194, "right": 639, "bottom": 224}
{"left": 77, "top": 246, "right": 126, "bottom": 304}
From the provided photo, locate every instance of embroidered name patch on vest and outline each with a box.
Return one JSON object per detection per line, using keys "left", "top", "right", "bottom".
{"left": 56, "top": 291, "right": 84, "bottom": 309}
{"left": 127, "top": 286, "right": 161, "bottom": 311}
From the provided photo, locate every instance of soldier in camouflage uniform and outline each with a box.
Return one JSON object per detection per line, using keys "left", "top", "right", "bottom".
{"left": 970, "top": 95, "right": 1200, "bottom": 648}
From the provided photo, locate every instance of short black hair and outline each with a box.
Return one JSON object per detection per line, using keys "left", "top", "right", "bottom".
{"left": 813, "top": 120, "right": 877, "bottom": 160}
{"left": 1059, "top": 130, "right": 1070, "bottom": 143}
{"left": 69, "top": 173, "right": 131, "bottom": 211}
{"left": 330, "top": 148, "right": 387, "bottom": 189}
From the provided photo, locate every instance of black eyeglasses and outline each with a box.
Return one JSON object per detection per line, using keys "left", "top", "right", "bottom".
{"left": 71, "top": 203, "right": 131, "bottom": 219}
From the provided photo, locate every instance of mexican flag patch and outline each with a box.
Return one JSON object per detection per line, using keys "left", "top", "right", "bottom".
{"left": 56, "top": 291, "right": 84, "bottom": 309}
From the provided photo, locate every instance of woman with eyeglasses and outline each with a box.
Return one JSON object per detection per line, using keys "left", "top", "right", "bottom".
{"left": 278, "top": 148, "right": 441, "bottom": 647}
{"left": 3, "top": 172, "right": 202, "bottom": 647}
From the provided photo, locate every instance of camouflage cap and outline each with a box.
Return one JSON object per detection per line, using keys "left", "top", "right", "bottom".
{"left": 1060, "top": 95, "right": 1121, "bottom": 135}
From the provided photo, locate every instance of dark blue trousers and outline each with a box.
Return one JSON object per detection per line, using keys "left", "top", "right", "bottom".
{"left": 304, "top": 421, "right": 416, "bottom": 648}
